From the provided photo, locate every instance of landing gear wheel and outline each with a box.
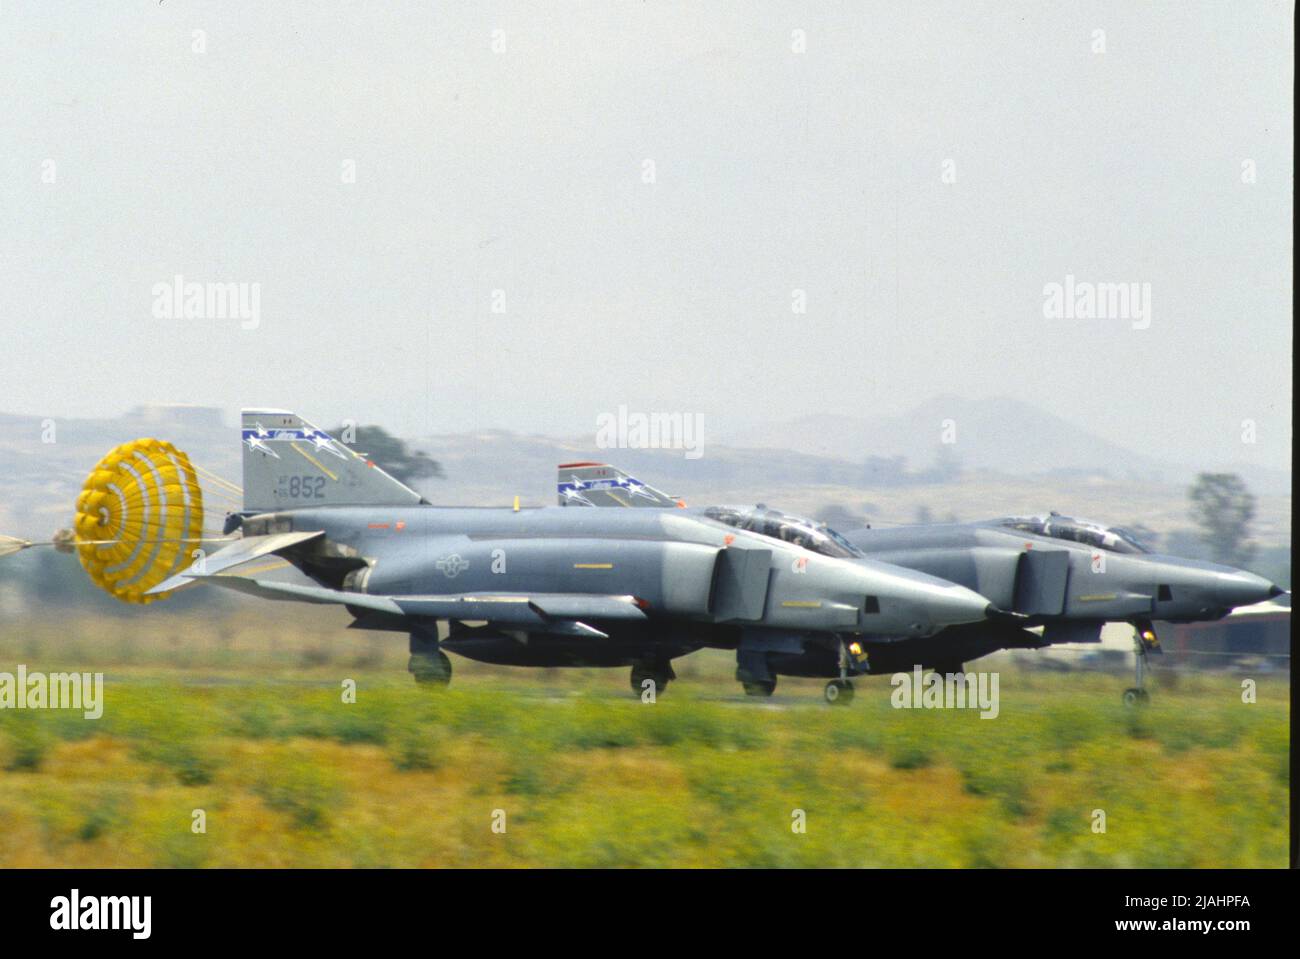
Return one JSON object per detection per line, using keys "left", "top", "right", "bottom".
{"left": 630, "top": 667, "right": 671, "bottom": 698}
{"left": 409, "top": 650, "right": 452, "bottom": 687}
{"left": 742, "top": 680, "right": 776, "bottom": 698}
{"left": 824, "top": 679, "right": 855, "bottom": 705}
{"left": 1122, "top": 687, "right": 1149, "bottom": 707}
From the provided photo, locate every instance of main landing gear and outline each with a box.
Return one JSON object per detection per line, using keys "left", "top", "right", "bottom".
{"left": 736, "top": 647, "right": 777, "bottom": 697}
{"left": 409, "top": 628, "right": 452, "bottom": 687}
{"left": 630, "top": 661, "right": 675, "bottom": 698}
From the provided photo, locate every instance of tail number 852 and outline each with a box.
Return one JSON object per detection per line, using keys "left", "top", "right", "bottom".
{"left": 281, "top": 475, "right": 327, "bottom": 499}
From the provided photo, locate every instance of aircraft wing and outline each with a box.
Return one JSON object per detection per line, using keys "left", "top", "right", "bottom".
{"left": 199, "top": 576, "right": 648, "bottom": 638}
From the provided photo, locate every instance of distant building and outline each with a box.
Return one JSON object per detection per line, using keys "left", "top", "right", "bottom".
{"left": 1008, "top": 600, "right": 1291, "bottom": 673}
{"left": 127, "top": 404, "right": 227, "bottom": 429}
{"left": 1161, "top": 600, "right": 1291, "bottom": 672}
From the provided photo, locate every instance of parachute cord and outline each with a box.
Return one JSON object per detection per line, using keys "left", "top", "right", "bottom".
{"left": 0, "top": 535, "right": 33, "bottom": 559}
{"left": 77, "top": 534, "right": 236, "bottom": 547}
{"left": 181, "top": 462, "right": 244, "bottom": 496}
{"left": 110, "top": 486, "right": 240, "bottom": 510}
{"left": 2, "top": 533, "right": 236, "bottom": 557}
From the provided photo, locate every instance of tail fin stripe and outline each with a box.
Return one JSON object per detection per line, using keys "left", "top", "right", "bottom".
{"left": 291, "top": 442, "right": 340, "bottom": 481}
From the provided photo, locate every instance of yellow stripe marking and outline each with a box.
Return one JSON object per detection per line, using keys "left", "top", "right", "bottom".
{"left": 574, "top": 563, "right": 614, "bottom": 569}
{"left": 291, "top": 442, "right": 339, "bottom": 481}
{"left": 216, "top": 560, "right": 290, "bottom": 576}
{"left": 781, "top": 600, "right": 823, "bottom": 608}
{"left": 1077, "top": 594, "right": 1117, "bottom": 602}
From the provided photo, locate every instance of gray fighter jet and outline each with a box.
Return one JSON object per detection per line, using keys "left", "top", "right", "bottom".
{"left": 141, "top": 410, "right": 998, "bottom": 701}
{"left": 556, "top": 464, "right": 1285, "bottom": 704}
{"left": 842, "top": 512, "right": 1283, "bottom": 702}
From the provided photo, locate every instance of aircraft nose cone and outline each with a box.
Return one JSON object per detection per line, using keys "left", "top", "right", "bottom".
{"left": 1215, "top": 571, "right": 1280, "bottom": 609}
{"left": 924, "top": 584, "right": 996, "bottom": 627}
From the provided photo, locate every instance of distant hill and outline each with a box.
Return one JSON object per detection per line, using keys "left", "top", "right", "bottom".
{"left": 728, "top": 395, "right": 1290, "bottom": 494}
{"left": 0, "top": 403, "right": 1290, "bottom": 557}
{"left": 0, "top": 406, "right": 239, "bottom": 541}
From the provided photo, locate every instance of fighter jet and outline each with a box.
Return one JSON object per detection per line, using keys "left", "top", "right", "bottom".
{"left": 555, "top": 464, "right": 1286, "bottom": 704}
{"left": 841, "top": 512, "right": 1284, "bottom": 703}
{"left": 43, "top": 409, "right": 998, "bottom": 702}
{"left": 557, "top": 464, "right": 1045, "bottom": 702}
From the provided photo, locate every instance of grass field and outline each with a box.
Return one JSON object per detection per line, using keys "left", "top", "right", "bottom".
{"left": 0, "top": 611, "right": 1289, "bottom": 868}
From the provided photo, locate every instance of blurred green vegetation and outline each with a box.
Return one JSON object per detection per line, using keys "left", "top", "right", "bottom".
{"left": 0, "top": 654, "right": 1288, "bottom": 867}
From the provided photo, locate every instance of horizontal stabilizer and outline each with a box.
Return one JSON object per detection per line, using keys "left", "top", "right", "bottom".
{"left": 146, "top": 530, "right": 324, "bottom": 595}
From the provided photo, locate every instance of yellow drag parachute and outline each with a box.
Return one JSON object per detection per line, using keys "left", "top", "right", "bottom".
{"left": 74, "top": 438, "right": 205, "bottom": 604}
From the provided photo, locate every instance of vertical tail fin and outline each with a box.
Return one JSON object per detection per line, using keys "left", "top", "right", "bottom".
{"left": 241, "top": 409, "right": 426, "bottom": 511}
{"left": 556, "top": 462, "right": 683, "bottom": 508}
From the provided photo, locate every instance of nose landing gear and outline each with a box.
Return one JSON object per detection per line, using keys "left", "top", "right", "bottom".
{"left": 823, "top": 638, "right": 858, "bottom": 705}
{"left": 824, "top": 679, "right": 855, "bottom": 704}
{"left": 1122, "top": 624, "right": 1159, "bottom": 706}
{"left": 1121, "top": 687, "right": 1148, "bottom": 707}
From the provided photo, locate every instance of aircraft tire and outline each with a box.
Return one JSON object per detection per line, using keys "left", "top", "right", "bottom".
{"left": 1122, "top": 687, "right": 1149, "bottom": 707}
{"left": 824, "top": 679, "right": 855, "bottom": 705}
{"left": 630, "top": 668, "right": 671, "bottom": 699}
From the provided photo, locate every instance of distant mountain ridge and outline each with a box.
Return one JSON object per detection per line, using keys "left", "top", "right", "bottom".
{"left": 0, "top": 399, "right": 1289, "bottom": 545}
{"left": 726, "top": 395, "right": 1289, "bottom": 494}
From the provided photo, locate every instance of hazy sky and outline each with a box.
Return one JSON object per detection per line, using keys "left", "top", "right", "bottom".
{"left": 1, "top": 2, "right": 1292, "bottom": 470}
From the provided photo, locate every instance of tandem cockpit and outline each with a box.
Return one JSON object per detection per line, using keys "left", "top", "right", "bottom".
{"left": 993, "top": 512, "right": 1152, "bottom": 554}
{"left": 702, "top": 505, "right": 865, "bottom": 558}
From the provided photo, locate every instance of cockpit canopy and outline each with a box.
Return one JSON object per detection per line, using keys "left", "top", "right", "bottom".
{"left": 996, "top": 512, "right": 1151, "bottom": 554}
{"left": 703, "top": 505, "right": 865, "bottom": 559}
